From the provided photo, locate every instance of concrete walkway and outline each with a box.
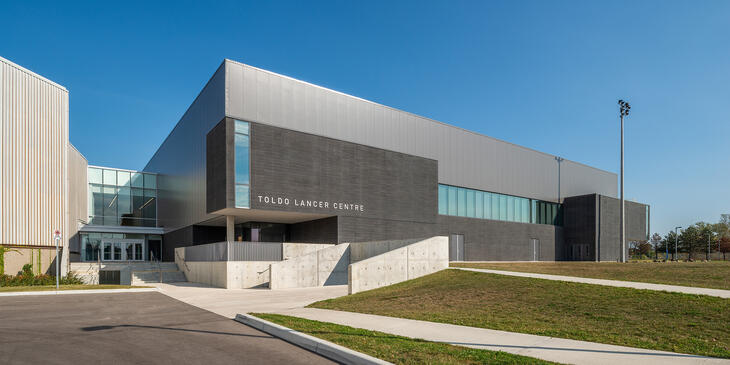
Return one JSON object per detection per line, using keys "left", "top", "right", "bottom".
{"left": 452, "top": 267, "right": 730, "bottom": 298}
{"left": 0, "top": 287, "right": 157, "bottom": 297}
{"left": 154, "top": 281, "right": 728, "bottom": 365}
{"left": 153, "top": 282, "right": 348, "bottom": 318}
{"left": 278, "top": 307, "right": 729, "bottom": 365}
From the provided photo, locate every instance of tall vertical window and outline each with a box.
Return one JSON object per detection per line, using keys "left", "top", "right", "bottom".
{"left": 234, "top": 120, "right": 250, "bottom": 208}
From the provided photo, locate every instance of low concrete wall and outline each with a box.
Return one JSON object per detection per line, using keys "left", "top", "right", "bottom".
{"left": 282, "top": 243, "right": 335, "bottom": 260}
{"left": 348, "top": 236, "right": 448, "bottom": 294}
{"left": 270, "top": 243, "right": 350, "bottom": 289}
{"left": 349, "top": 238, "right": 424, "bottom": 263}
{"left": 176, "top": 247, "right": 276, "bottom": 288}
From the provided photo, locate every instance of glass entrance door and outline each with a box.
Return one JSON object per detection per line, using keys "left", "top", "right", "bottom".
{"left": 101, "top": 239, "right": 145, "bottom": 261}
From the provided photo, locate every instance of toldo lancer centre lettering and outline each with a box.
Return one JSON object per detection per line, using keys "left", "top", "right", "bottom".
{"left": 256, "top": 195, "right": 364, "bottom": 212}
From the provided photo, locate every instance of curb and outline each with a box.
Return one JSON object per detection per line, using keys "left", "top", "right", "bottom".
{"left": 235, "top": 313, "right": 392, "bottom": 365}
{"left": 0, "top": 287, "right": 157, "bottom": 297}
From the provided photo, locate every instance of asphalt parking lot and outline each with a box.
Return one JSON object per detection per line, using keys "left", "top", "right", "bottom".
{"left": 0, "top": 291, "right": 335, "bottom": 364}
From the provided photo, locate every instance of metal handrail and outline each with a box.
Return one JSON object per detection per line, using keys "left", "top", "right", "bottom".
{"left": 175, "top": 249, "right": 190, "bottom": 272}
{"left": 150, "top": 251, "right": 162, "bottom": 283}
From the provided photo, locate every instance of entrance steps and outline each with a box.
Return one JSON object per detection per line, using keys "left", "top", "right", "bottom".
{"left": 70, "top": 262, "right": 187, "bottom": 285}
{"left": 131, "top": 270, "right": 187, "bottom": 284}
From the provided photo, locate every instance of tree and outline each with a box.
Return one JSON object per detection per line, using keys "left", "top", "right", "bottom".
{"left": 720, "top": 235, "right": 730, "bottom": 261}
{"left": 679, "top": 224, "right": 704, "bottom": 261}
{"left": 650, "top": 233, "right": 662, "bottom": 260}
{"left": 661, "top": 231, "right": 678, "bottom": 260}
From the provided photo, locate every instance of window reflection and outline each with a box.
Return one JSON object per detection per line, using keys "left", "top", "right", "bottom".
{"left": 437, "top": 184, "right": 562, "bottom": 226}
{"left": 87, "top": 167, "right": 158, "bottom": 227}
{"left": 234, "top": 120, "right": 250, "bottom": 208}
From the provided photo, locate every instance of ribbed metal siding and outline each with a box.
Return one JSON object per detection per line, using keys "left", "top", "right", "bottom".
{"left": 142, "top": 63, "right": 226, "bottom": 231}
{"left": 185, "top": 241, "right": 228, "bottom": 262}
{"left": 184, "top": 241, "right": 282, "bottom": 261}
{"left": 228, "top": 241, "right": 282, "bottom": 261}
{"left": 1, "top": 57, "right": 68, "bottom": 247}
{"left": 224, "top": 60, "right": 617, "bottom": 202}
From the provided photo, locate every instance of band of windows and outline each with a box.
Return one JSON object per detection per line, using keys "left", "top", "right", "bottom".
{"left": 438, "top": 184, "right": 562, "bottom": 226}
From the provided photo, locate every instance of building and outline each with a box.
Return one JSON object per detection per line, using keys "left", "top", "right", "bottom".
{"left": 0, "top": 56, "right": 75, "bottom": 276}
{"left": 0, "top": 56, "right": 650, "bottom": 277}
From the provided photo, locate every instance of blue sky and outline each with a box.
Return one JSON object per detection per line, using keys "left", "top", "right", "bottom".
{"left": 2, "top": 0, "right": 728, "bottom": 236}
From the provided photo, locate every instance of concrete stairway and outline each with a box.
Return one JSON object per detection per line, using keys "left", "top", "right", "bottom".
{"left": 132, "top": 263, "right": 186, "bottom": 284}
{"left": 132, "top": 270, "right": 187, "bottom": 284}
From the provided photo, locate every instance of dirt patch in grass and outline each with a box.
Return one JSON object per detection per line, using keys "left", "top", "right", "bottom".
{"left": 451, "top": 261, "right": 730, "bottom": 290}
{"left": 310, "top": 270, "right": 730, "bottom": 358}
{"left": 253, "top": 313, "right": 560, "bottom": 365}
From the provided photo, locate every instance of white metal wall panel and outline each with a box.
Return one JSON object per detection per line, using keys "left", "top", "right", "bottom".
{"left": 224, "top": 60, "right": 617, "bottom": 202}
{"left": 1, "top": 56, "right": 68, "bottom": 247}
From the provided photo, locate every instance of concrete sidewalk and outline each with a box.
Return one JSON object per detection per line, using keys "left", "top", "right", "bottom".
{"left": 153, "top": 282, "right": 348, "bottom": 318}
{"left": 452, "top": 267, "right": 730, "bottom": 298}
{"left": 277, "top": 307, "right": 729, "bottom": 365}
{"left": 0, "top": 287, "right": 157, "bottom": 297}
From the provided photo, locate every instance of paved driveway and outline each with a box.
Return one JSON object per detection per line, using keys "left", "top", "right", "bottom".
{"left": 0, "top": 292, "right": 334, "bottom": 365}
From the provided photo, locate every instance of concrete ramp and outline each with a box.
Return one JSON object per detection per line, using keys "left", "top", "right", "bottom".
{"left": 348, "top": 236, "right": 449, "bottom": 294}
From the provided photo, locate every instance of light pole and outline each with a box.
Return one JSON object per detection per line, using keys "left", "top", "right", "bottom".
{"left": 555, "top": 156, "right": 564, "bottom": 203}
{"left": 674, "top": 226, "right": 681, "bottom": 261}
{"left": 707, "top": 232, "right": 712, "bottom": 261}
{"left": 618, "top": 100, "right": 631, "bottom": 263}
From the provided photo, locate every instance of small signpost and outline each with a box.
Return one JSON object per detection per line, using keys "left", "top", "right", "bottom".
{"left": 53, "top": 230, "right": 62, "bottom": 290}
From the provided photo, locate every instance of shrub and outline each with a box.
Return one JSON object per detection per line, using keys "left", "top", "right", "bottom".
{"left": 0, "top": 271, "right": 83, "bottom": 287}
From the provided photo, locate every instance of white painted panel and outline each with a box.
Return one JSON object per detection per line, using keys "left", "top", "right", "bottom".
{"left": 1, "top": 56, "right": 68, "bottom": 247}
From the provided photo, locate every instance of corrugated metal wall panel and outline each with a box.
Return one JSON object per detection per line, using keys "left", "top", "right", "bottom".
{"left": 142, "top": 62, "right": 226, "bottom": 231}
{"left": 1, "top": 57, "right": 68, "bottom": 247}
{"left": 224, "top": 60, "right": 617, "bottom": 202}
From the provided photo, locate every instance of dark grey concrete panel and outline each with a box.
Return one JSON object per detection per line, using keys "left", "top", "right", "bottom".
{"left": 162, "top": 225, "right": 193, "bottom": 261}
{"left": 289, "top": 217, "right": 338, "bottom": 243}
{"left": 337, "top": 216, "right": 437, "bottom": 243}
{"left": 206, "top": 118, "right": 228, "bottom": 213}
{"left": 563, "top": 194, "right": 598, "bottom": 261}
{"left": 0, "top": 292, "right": 333, "bottom": 365}
{"left": 249, "top": 122, "right": 438, "bottom": 223}
{"left": 436, "top": 215, "right": 562, "bottom": 261}
{"left": 598, "top": 195, "right": 648, "bottom": 261}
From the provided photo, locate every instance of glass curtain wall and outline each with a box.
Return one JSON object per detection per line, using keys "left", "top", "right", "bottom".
{"left": 80, "top": 233, "right": 161, "bottom": 262}
{"left": 438, "top": 184, "right": 562, "bottom": 226}
{"left": 234, "top": 120, "right": 251, "bottom": 208}
{"left": 88, "top": 167, "right": 157, "bottom": 226}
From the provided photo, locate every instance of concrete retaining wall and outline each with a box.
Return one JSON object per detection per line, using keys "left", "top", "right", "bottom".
{"left": 270, "top": 243, "right": 350, "bottom": 289}
{"left": 348, "top": 236, "right": 448, "bottom": 294}
{"left": 349, "top": 238, "right": 424, "bottom": 263}
{"left": 175, "top": 247, "right": 276, "bottom": 288}
{"left": 282, "top": 243, "right": 335, "bottom": 260}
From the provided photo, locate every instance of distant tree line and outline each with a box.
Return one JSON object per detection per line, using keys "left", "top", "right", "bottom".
{"left": 641, "top": 214, "right": 730, "bottom": 261}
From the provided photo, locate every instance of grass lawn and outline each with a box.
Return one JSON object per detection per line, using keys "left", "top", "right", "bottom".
{"left": 311, "top": 270, "right": 730, "bottom": 358}
{"left": 0, "top": 284, "right": 148, "bottom": 293}
{"left": 253, "top": 313, "right": 559, "bottom": 365}
{"left": 450, "top": 261, "right": 730, "bottom": 290}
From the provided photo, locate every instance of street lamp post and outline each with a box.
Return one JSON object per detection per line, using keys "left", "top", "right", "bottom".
{"left": 618, "top": 100, "right": 631, "bottom": 263}
{"left": 555, "top": 156, "right": 564, "bottom": 203}
{"left": 674, "top": 226, "right": 681, "bottom": 261}
{"left": 707, "top": 233, "right": 711, "bottom": 261}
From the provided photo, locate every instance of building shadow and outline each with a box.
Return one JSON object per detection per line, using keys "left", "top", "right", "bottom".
{"left": 81, "top": 323, "right": 272, "bottom": 339}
